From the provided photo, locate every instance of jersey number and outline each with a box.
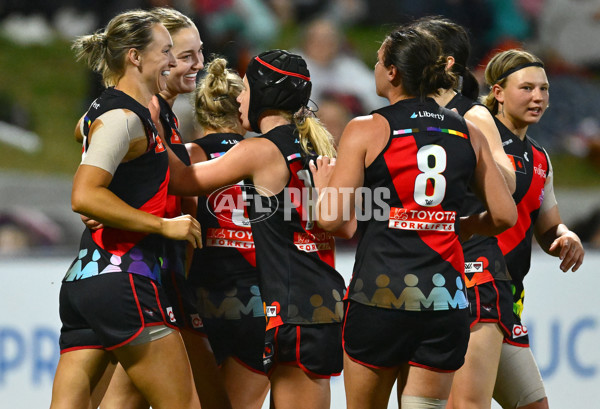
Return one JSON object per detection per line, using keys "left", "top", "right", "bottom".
{"left": 414, "top": 145, "right": 447, "bottom": 207}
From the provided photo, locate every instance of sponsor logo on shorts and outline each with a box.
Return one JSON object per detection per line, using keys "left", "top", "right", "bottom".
{"left": 166, "top": 306, "right": 176, "bottom": 323}
{"left": 266, "top": 306, "right": 277, "bottom": 317}
{"left": 512, "top": 324, "right": 528, "bottom": 338}
{"left": 465, "top": 262, "right": 484, "bottom": 273}
{"left": 190, "top": 313, "right": 203, "bottom": 328}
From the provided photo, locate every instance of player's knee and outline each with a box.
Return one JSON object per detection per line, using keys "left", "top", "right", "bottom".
{"left": 401, "top": 395, "right": 447, "bottom": 409}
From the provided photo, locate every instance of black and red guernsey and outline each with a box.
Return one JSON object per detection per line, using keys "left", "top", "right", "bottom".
{"left": 64, "top": 88, "right": 169, "bottom": 282}
{"left": 495, "top": 117, "right": 550, "bottom": 312}
{"left": 446, "top": 93, "right": 510, "bottom": 285}
{"left": 156, "top": 94, "right": 191, "bottom": 279}
{"left": 350, "top": 98, "right": 475, "bottom": 312}
{"left": 188, "top": 132, "right": 257, "bottom": 288}
{"left": 247, "top": 124, "right": 345, "bottom": 329}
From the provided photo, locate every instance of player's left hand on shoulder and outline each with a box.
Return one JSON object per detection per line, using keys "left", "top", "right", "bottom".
{"left": 549, "top": 231, "right": 585, "bottom": 272}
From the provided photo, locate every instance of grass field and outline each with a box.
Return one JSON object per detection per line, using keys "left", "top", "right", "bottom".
{"left": 0, "top": 37, "right": 87, "bottom": 176}
{"left": 0, "top": 32, "right": 598, "bottom": 187}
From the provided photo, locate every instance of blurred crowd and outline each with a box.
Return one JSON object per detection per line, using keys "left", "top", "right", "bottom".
{"left": 3, "top": 0, "right": 600, "bottom": 152}
{"left": 1, "top": 0, "right": 599, "bottom": 253}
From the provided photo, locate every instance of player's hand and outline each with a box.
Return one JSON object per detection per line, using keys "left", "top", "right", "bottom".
{"left": 161, "top": 215, "right": 203, "bottom": 249}
{"left": 81, "top": 214, "right": 104, "bottom": 230}
{"left": 309, "top": 155, "right": 336, "bottom": 192}
{"left": 549, "top": 231, "right": 584, "bottom": 272}
{"left": 149, "top": 95, "right": 160, "bottom": 125}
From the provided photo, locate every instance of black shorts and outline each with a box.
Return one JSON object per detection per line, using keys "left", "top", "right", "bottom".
{"left": 161, "top": 269, "right": 205, "bottom": 335}
{"left": 59, "top": 273, "right": 178, "bottom": 351}
{"left": 264, "top": 323, "right": 343, "bottom": 378}
{"left": 193, "top": 275, "right": 266, "bottom": 372}
{"left": 467, "top": 279, "right": 513, "bottom": 337}
{"left": 343, "top": 301, "right": 470, "bottom": 372}
{"left": 497, "top": 281, "right": 530, "bottom": 347}
{"left": 203, "top": 315, "right": 266, "bottom": 374}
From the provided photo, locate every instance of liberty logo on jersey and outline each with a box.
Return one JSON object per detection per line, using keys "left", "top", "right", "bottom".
{"left": 410, "top": 111, "right": 444, "bottom": 121}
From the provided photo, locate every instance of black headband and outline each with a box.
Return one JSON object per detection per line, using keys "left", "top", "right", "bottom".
{"left": 494, "top": 62, "right": 544, "bottom": 84}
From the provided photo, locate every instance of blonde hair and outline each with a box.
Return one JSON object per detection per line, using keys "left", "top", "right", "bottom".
{"left": 280, "top": 110, "right": 336, "bottom": 158}
{"left": 483, "top": 49, "right": 544, "bottom": 115}
{"left": 72, "top": 10, "right": 160, "bottom": 87}
{"left": 150, "top": 7, "right": 194, "bottom": 35}
{"left": 194, "top": 57, "right": 244, "bottom": 131}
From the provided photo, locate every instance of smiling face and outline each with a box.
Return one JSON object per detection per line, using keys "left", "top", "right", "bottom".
{"left": 237, "top": 76, "right": 251, "bottom": 131}
{"left": 495, "top": 66, "right": 549, "bottom": 132}
{"left": 140, "top": 23, "right": 176, "bottom": 95}
{"left": 164, "top": 26, "right": 204, "bottom": 98}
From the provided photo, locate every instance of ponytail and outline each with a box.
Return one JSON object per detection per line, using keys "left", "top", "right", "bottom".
{"left": 194, "top": 57, "right": 244, "bottom": 131}
{"left": 72, "top": 31, "right": 108, "bottom": 77}
{"left": 460, "top": 70, "right": 480, "bottom": 101}
{"left": 71, "top": 10, "right": 159, "bottom": 87}
{"left": 285, "top": 108, "right": 336, "bottom": 158}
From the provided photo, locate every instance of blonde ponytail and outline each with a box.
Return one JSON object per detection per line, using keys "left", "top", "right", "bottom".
{"left": 290, "top": 108, "right": 336, "bottom": 158}
{"left": 194, "top": 57, "right": 244, "bottom": 131}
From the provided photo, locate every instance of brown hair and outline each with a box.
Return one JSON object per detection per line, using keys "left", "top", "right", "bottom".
{"left": 381, "top": 26, "right": 455, "bottom": 99}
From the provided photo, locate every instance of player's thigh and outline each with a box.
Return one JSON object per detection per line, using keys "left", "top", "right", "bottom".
{"left": 113, "top": 331, "right": 199, "bottom": 409}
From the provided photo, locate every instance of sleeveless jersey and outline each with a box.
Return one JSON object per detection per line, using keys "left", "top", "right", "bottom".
{"left": 64, "top": 87, "right": 169, "bottom": 282}
{"left": 495, "top": 118, "right": 550, "bottom": 317}
{"left": 187, "top": 132, "right": 257, "bottom": 288}
{"left": 446, "top": 93, "right": 509, "bottom": 286}
{"left": 247, "top": 124, "right": 345, "bottom": 328}
{"left": 350, "top": 97, "right": 474, "bottom": 312}
{"left": 157, "top": 95, "right": 190, "bottom": 278}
